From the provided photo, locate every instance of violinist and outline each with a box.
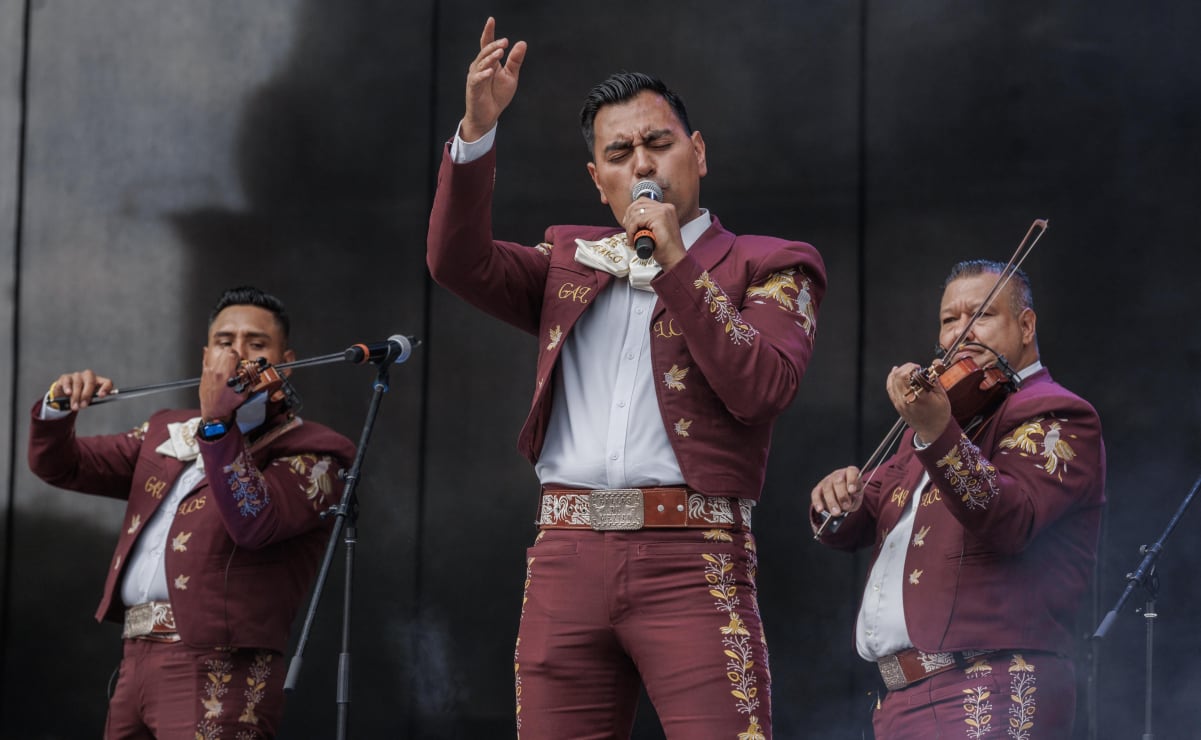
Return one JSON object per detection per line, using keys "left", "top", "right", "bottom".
{"left": 28, "top": 286, "right": 355, "bottom": 739}
{"left": 809, "top": 260, "right": 1105, "bottom": 739}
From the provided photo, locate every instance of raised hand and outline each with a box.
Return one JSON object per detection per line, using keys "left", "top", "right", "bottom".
{"left": 461, "top": 16, "right": 527, "bottom": 142}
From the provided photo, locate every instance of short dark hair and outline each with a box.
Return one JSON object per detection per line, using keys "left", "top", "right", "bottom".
{"left": 208, "top": 285, "right": 290, "bottom": 341}
{"left": 579, "top": 72, "right": 692, "bottom": 158}
{"left": 943, "top": 260, "right": 1034, "bottom": 314}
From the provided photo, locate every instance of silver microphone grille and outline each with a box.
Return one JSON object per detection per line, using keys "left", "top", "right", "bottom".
{"left": 631, "top": 180, "right": 663, "bottom": 201}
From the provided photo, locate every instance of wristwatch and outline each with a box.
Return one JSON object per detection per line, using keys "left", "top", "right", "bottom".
{"left": 198, "top": 417, "right": 231, "bottom": 441}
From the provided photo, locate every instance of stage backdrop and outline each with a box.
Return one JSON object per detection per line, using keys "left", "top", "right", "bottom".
{"left": 2, "top": 2, "right": 1199, "bottom": 738}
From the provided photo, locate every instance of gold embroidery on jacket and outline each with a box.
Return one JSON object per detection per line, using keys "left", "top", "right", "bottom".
{"left": 999, "top": 416, "right": 1078, "bottom": 482}
{"left": 145, "top": 476, "right": 168, "bottom": 499}
{"left": 663, "top": 364, "right": 689, "bottom": 391}
{"left": 283, "top": 454, "right": 337, "bottom": 510}
{"left": 912, "top": 525, "right": 931, "bottom": 548}
{"left": 546, "top": 325, "right": 563, "bottom": 352}
{"left": 654, "top": 318, "right": 683, "bottom": 339}
{"left": 745, "top": 268, "right": 817, "bottom": 337}
{"left": 172, "top": 531, "right": 192, "bottom": 552}
{"left": 174, "top": 574, "right": 190, "bottom": 590}
{"left": 936, "top": 436, "right": 999, "bottom": 510}
{"left": 695, "top": 271, "right": 757, "bottom": 346}
{"left": 674, "top": 418, "right": 693, "bottom": 437}
{"left": 127, "top": 514, "right": 141, "bottom": 535}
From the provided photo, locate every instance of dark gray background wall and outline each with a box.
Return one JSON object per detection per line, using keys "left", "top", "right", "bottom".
{"left": 2, "top": 2, "right": 1198, "bottom": 738}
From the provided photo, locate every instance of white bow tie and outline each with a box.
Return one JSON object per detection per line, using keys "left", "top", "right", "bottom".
{"left": 573, "top": 234, "right": 661, "bottom": 291}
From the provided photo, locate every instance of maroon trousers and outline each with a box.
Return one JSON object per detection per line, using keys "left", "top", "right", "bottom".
{"left": 514, "top": 527, "right": 771, "bottom": 740}
{"left": 105, "top": 639, "right": 286, "bottom": 739}
{"left": 873, "top": 651, "right": 1076, "bottom": 739}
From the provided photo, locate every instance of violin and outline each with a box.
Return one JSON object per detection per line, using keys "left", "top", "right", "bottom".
{"left": 907, "top": 350, "right": 1018, "bottom": 426}
{"left": 814, "top": 218, "right": 1048, "bottom": 540}
{"left": 228, "top": 358, "right": 286, "bottom": 399}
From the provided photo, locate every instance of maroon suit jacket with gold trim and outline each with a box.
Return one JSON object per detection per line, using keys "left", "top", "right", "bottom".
{"left": 28, "top": 404, "right": 355, "bottom": 652}
{"left": 426, "top": 144, "right": 826, "bottom": 500}
{"left": 817, "top": 368, "right": 1106, "bottom": 655}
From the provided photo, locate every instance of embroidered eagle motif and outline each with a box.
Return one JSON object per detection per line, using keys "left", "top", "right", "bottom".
{"left": 674, "top": 418, "right": 693, "bottom": 437}
{"left": 546, "top": 325, "right": 563, "bottom": 351}
{"left": 999, "top": 416, "right": 1078, "bottom": 480}
{"left": 746, "top": 270, "right": 798, "bottom": 307}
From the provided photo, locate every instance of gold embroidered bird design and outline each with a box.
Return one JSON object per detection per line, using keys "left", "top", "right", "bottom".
{"left": 546, "top": 325, "right": 563, "bottom": 351}
{"left": 1000, "top": 417, "right": 1076, "bottom": 478}
{"left": 663, "top": 364, "right": 689, "bottom": 391}
{"left": 999, "top": 419, "right": 1045, "bottom": 455}
{"left": 674, "top": 418, "right": 692, "bottom": 437}
{"left": 1039, "top": 421, "right": 1076, "bottom": 476}
{"left": 746, "top": 270, "right": 798, "bottom": 309}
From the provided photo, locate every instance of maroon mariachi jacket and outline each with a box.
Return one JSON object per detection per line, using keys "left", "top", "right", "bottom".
{"left": 28, "top": 404, "right": 356, "bottom": 653}
{"left": 427, "top": 144, "right": 826, "bottom": 500}
{"left": 816, "top": 369, "right": 1106, "bottom": 655}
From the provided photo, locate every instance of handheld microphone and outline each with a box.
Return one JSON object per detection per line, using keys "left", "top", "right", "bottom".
{"left": 344, "top": 335, "right": 415, "bottom": 365}
{"left": 631, "top": 180, "right": 663, "bottom": 260}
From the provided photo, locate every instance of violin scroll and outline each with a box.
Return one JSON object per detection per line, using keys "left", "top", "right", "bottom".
{"left": 227, "top": 358, "right": 294, "bottom": 406}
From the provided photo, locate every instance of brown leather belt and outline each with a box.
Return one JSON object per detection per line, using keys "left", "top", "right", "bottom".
{"left": 122, "top": 600, "right": 181, "bottom": 643}
{"left": 538, "top": 486, "right": 749, "bottom": 531}
{"left": 877, "top": 648, "right": 997, "bottom": 691}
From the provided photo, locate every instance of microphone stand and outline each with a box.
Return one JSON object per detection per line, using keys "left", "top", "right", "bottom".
{"left": 1090, "top": 471, "right": 1201, "bottom": 740}
{"left": 284, "top": 343, "right": 407, "bottom": 740}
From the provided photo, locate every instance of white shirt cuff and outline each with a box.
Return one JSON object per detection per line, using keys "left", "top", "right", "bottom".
{"left": 450, "top": 123, "right": 497, "bottom": 164}
{"left": 39, "top": 395, "right": 72, "bottom": 420}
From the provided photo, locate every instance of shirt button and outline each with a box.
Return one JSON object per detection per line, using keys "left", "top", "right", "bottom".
{"left": 625, "top": 353, "right": 635, "bottom": 360}
{"left": 610, "top": 453, "right": 619, "bottom": 461}
{"left": 617, "top": 401, "right": 626, "bottom": 408}
{"left": 635, "top": 307, "right": 644, "bottom": 314}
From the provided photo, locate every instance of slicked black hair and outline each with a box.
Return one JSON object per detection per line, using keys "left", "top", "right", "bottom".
{"left": 944, "top": 260, "right": 1034, "bottom": 315}
{"left": 579, "top": 72, "right": 692, "bottom": 158}
{"left": 208, "top": 285, "right": 290, "bottom": 341}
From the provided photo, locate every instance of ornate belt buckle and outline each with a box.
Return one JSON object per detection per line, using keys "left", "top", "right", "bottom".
{"left": 589, "top": 489, "right": 644, "bottom": 531}
{"left": 877, "top": 653, "right": 907, "bottom": 691}
{"left": 123, "top": 603, "right": 153, "bottom": 639}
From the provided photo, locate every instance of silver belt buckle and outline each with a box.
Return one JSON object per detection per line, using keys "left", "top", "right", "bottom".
{"left": 123, "top": 603, "right": 154, "bottom": 639}
{"left": 877, "top": 654, "right": 907, "bottom": 691}
{"left": 589, "top": 489, "right": 644, "bottom": 531}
